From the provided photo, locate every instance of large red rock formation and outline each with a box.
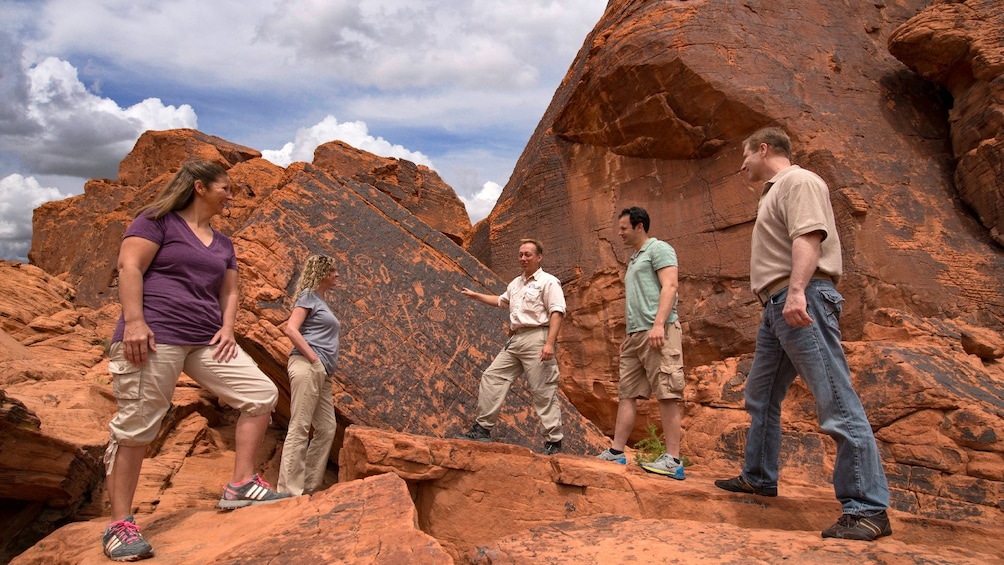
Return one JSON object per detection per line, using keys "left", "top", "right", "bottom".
{"left": 3, "top": 130, "right": 608, "bottom": 559}
{"left": 311, "top": 139, "right": 472, "bottom": 245}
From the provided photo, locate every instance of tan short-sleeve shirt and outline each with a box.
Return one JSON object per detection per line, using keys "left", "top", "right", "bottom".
{"left": 750, "top": 165, "right": 842, "bottom": 294}
{"left": 498, "top": 268, "right": 566, "bottom": 330}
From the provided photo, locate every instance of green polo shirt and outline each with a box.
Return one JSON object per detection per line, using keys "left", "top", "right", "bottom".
{"left": 625, "top": 237, "right": 678, "bottom": 334}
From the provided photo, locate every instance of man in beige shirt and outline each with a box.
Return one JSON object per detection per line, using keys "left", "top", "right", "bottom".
{"left": 715, "top": 127, "right": 891, "bottom": 542}
{"left": 456, "top": 239, "right": 566, "bottom": 454}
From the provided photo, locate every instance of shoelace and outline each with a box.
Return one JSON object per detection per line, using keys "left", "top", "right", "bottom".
{"left": 251, "top": 474, "right": 272, "bottom": 489}
{"left": 111, "top": 520, "right": 142, "bottom": 543}
{"left": 836, "top": 514, "right": 858, "bottom": 527}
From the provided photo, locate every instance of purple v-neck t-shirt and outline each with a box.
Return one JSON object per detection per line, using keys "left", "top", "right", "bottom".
{"left": 112, "top": 211, "right": 238, "bottom": 346}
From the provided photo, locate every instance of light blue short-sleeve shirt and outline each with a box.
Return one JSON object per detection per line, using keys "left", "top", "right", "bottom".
{"left": 625, "top": 238, "right": 678, "bottom": 334}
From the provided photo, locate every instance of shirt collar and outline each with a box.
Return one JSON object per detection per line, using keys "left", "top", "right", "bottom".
{"left": 762, "top": 164, "right": 801, "bottom": 196}
{"left": 630, "top": 238, "right": 655, "bottom": 262}
{"left": 522, "top": 267, "right": 544, "bottom": 282}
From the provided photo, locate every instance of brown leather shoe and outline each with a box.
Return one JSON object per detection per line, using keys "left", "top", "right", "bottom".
{"left": 821, "top": 511, "right": 892, "bottom": 541}
{"left": 714, "top": 475, "right": 777, "bottom": 497}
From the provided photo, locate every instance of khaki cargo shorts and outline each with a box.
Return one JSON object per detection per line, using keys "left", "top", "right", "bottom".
{"left": 617, "top": 320, "right": 685, "bottom": 400}
{"left": 105, "top": 341, "right": 277, "bottom": 447}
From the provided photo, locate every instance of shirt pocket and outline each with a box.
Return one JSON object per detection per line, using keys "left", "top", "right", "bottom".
{"left": 521, "top": 288, "right": 542, "bottom": 313}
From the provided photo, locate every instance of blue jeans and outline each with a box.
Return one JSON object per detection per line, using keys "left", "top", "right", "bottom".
{"left": 741, "top": 279, "right": 889, "bottom": 515}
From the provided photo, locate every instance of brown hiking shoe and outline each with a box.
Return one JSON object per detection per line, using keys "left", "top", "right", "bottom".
{"left": 821, "top": 511, "right": 892, "bottom": 541}
{"left": 714, "top": 475, "right": 777, "bottom": 497}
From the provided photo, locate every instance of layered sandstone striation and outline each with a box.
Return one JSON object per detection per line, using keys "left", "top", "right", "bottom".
{"left": 889, "top": 0, "right": 1004, "bottom": 247}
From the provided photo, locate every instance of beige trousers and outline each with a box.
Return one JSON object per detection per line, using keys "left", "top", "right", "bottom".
{"left": 475, "top": 327, "right": 563, "bottom": 442}
{"left": 277, "top": 355, "right": 337, "bottom": 495}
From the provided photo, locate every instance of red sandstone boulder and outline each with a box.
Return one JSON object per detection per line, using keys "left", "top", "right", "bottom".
{"left": 312, "top": 140, "right": 472, "bottom": 245}
{"left": 12, "top": 472, "right": 453, "bottom": 565}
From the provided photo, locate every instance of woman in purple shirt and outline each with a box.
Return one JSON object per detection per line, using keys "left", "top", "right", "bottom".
{"left": 102, "top": 160, "right": 290, "bottom": 562}
{"left": 277, "top": 254, "right": 341, "bottom": 496}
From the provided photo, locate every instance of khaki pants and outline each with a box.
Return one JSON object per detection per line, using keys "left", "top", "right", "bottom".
{"left": 278, "top": 355, "right": 337, "bottom": 495}
{"left": 475, "top": 327, "right": 563, "bottom": 442}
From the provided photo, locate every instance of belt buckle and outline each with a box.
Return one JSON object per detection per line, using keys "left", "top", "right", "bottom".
{"left": 756, "top": 289, "right": 770, "bottom": 307}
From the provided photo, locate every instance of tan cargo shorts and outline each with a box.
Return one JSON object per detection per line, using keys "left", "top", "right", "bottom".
{"left": 617, "top": 320, "right": 685, "bottom": 400}
{"left": 106, "top": 341, "right": 277, "bottom": 447}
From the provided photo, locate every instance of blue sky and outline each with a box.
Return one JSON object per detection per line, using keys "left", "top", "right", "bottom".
{"left": 0, "top": 0, "right": 607, "bottom": 261}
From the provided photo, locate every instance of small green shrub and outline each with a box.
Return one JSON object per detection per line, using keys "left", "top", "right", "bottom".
{"left": 632, "top": 423, "right": 690, "bottom": 466}
{"left": 632, "top": 424, "right": 664, "bottom": 464}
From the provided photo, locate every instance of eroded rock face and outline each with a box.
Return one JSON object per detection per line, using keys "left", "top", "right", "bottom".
{"left": 466, "top": 0, "right": 1004, "bottom": 445}
{"left": 889, "top": 0, "right": 1004, "bottom": 247}
{"left": 312, "top": 140, "right": 472, "bottom": 245}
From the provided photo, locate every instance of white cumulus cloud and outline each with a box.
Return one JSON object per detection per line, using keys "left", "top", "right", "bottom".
{"left": 0, "top": 174, "right": 72, "bottom": 262}
{"left": 261, "top": 115, "right": 433, "bottom": 168}
{"left": 0, "top": 50, "right": 200, "bottom": 260}
{"left": 461, "top": 181, "right": 503, "bottom": 224}
{"left": 1, "top": 55, "right": 198, "bottom": 179}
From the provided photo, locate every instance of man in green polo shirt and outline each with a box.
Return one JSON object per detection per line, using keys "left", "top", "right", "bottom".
{"left": 596, "top": 207, "right": 685, "bottom": 479}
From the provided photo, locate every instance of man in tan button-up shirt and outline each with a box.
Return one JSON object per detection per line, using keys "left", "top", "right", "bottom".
{"left": 456, "top": 238, "right": 566, "bottom": 454}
